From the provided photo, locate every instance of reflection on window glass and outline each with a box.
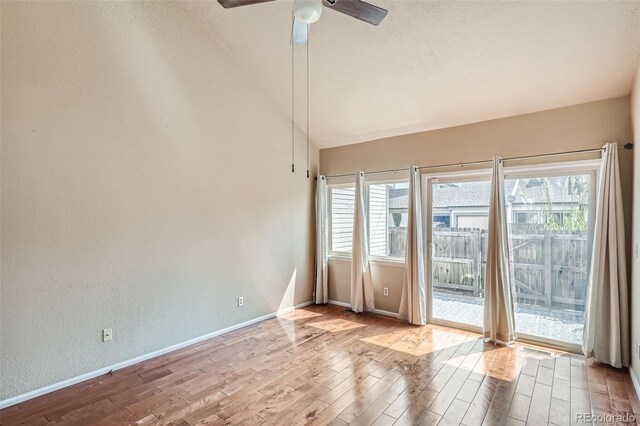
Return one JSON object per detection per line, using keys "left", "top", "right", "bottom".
{"left": 330, "top": 187, "right": 354, "bottom": 253}
{"left": 368, "top": 182, "right": 409, "bottom": 258}
{"left": 505, "top": 174, "right": 592, "bottom": 345}
{"left": 431, "top": 180, "right": 491, "bottom": 328}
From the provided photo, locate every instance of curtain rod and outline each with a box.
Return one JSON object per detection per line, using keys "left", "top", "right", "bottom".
{"left": 320, "top": 143, "right": 633, "bottom": 180}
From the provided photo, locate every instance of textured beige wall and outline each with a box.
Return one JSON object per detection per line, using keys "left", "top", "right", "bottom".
{"left": 631, "top": 67, "right": 640, "bottom": 382}
{"left": 0, "top": 2, "right": 318, "bottom": 400}
{"left": 321, "top": 97, "right": 634, "bottom": 315}
{"left": 327, "top": 259, "right": 403, "bottom": 313}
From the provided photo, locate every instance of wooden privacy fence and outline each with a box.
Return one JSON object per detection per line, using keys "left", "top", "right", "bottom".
{"left": 391, "top": 227, "right": 589, "bottom": 309}
{"left": 389, "top": 228, "right": 407, "bottom": 257}
{"left": 431, "top": 229, "right": 484, "bottom": 297}
{"left": 510, "top": 229, "right": 590, "bottom": 308}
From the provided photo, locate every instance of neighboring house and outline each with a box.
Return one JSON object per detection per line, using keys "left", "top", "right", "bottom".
{"left": 388, "top": 176, "right": 590, "bottom": 230}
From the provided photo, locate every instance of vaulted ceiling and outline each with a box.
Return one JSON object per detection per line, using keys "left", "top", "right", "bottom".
{"left": 181, "top": 1, "right": 640, "bottom": 148}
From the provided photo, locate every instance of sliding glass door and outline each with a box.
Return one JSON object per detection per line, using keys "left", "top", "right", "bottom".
{"left": 425, "top": 163, "right": 596, "bottom": 348}
{"left": 504, "top": 170, "right": 595, "bottom": 347}
{"left": 427, "top": 177, "right": 491, "bottom": 329}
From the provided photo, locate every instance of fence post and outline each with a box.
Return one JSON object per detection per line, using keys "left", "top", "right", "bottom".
{"left": 544, "top": 232, "right": 552, "bottom": 307}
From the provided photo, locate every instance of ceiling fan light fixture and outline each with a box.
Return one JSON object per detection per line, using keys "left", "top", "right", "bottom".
{"left": 293, "top": 0, "right": 323, "bottom": 24}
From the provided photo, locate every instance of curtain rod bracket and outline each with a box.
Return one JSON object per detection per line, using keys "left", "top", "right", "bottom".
{"left": 623, "top": 143, "right": 633, "bottom": 150}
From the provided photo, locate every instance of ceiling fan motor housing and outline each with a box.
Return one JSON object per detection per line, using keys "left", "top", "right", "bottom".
{"left": 293, "top": 0, "right": 323, "bottom": 24}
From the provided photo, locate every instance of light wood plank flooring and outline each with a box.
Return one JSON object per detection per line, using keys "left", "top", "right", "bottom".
{"left": 2, "top": 304, "right": 639, "bottom": 425}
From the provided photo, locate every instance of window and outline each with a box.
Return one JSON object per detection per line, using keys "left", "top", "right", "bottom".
{"left": 514, "top": 212, "right": 538, "bottom": 224}
{"left": 330, "top": 186, "right": 355, "bottom": 253}
{"left": 368, "top": 182, "right": 409, "bottom": 258}
{"left": 329, "top": 181, "right": 408, "bottom": 259}
{"left": 505, "top": 172, "right": 594, "bottom": 346}
{"left": 433, "top": 214, "right": 450, "bottom": 228}
{"left": 429, "top": 179, "right": 491, "bottom": 328}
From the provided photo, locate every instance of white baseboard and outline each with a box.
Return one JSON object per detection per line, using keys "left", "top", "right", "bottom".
{"left": 327, "top": 299, "right": 351, "bottom": 309}
{"left": 630, "top": 367, "right": 640, "bottom": 401}
{"left": 373, "top": 308, "right": 400, "bottom": 319}
{"left": 327, "top": 299, "right": 399, "bottom": 319}
{"left": 0, "top": 301, "right": 313, "bottom": 410}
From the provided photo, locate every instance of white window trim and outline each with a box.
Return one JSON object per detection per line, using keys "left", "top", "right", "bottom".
{"left": 328, "top": 253, "right": 405, "bottom": 268}
{"left": 365, "top": 176, "right": 409, "bottom": 185}
{"left": 503, "top": 158, "right": 600, "bottom": 179}
{"left": 420, "top": 158, "right": 600, "bottom": 182}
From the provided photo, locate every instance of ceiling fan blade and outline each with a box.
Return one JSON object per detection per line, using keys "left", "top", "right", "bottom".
{"left": 290, "top": 17, "right": 309, "bottom": 45}
{"left": 322, "top": 0, "right": 387, "bottom": 26}
{"left": 217, "top": 0, "right": 277, "bottom": 9}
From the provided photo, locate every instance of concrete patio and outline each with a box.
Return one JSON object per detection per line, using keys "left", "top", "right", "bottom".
{"left": 432, "top": 293, "right": 585, "bottom": 345}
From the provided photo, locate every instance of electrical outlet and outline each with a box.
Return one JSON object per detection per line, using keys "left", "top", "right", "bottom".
{"left": 383, "top": 287, "right": 389, "bottom": 297}
{"left": 238, "top": 296, "right": 244, "bottom": 307}
{"left": 102, "top": 328, "right": 112, "bottom": 342}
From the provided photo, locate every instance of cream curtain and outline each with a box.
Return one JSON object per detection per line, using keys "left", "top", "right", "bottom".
{"left": 314, "top": 176, "right": 328, "bottom": 304}
{"left": 583, "top": 143, "right": 629, "bottom": 368}
{"left": 351, "top": 171, "right": 375, "bottom": 313}
{"left": 399, "top": 166, "right": 427, "bottom": 325}
{"left": 484, "top": 157, "right": 517, "bottom": 343}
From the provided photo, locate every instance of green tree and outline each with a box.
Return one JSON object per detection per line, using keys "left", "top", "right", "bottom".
{"left": 540, "top": 176, "right": 588, "bottom": 232}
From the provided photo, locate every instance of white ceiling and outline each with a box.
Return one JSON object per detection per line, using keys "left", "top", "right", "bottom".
{"left": 180, "top": 0, "right": 640, "bottom": 148}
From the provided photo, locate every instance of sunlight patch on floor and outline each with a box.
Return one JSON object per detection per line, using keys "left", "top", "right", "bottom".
{"left": 278, "top": 309, "right": 323, "bottom": 321}
{"left": 361, "top": 325, "right": 470, "bottom": 357}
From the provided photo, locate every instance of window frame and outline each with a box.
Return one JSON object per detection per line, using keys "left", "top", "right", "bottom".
{"left": 366, "top": 178, "right": 409, "bottom": 264}
{"left": 327, "top": 177, "right": 410, "bottom": 265}
{"left": 423, "top": 170, "right": 493, "bottom": 333}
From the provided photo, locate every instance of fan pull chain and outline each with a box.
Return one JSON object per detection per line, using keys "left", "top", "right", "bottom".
{"left": 306, "top": 27, "right": 310, "bottom": 179}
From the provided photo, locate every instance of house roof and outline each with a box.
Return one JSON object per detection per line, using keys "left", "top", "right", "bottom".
{"left": 389, "top": 176, "right": 589, "bottom": 209}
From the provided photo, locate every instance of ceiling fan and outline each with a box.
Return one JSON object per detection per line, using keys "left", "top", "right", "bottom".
{"left": 217, "top": 0, "right": 388, "bottom": 45}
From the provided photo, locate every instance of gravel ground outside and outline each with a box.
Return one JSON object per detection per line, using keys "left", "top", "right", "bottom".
{"left": 432, "top": 292, "right": 584, "bottom": 345}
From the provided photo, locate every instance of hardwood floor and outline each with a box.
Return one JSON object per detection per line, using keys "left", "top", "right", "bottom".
{"left": 2, "top": 304, "right": 639, "bottom": 425}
